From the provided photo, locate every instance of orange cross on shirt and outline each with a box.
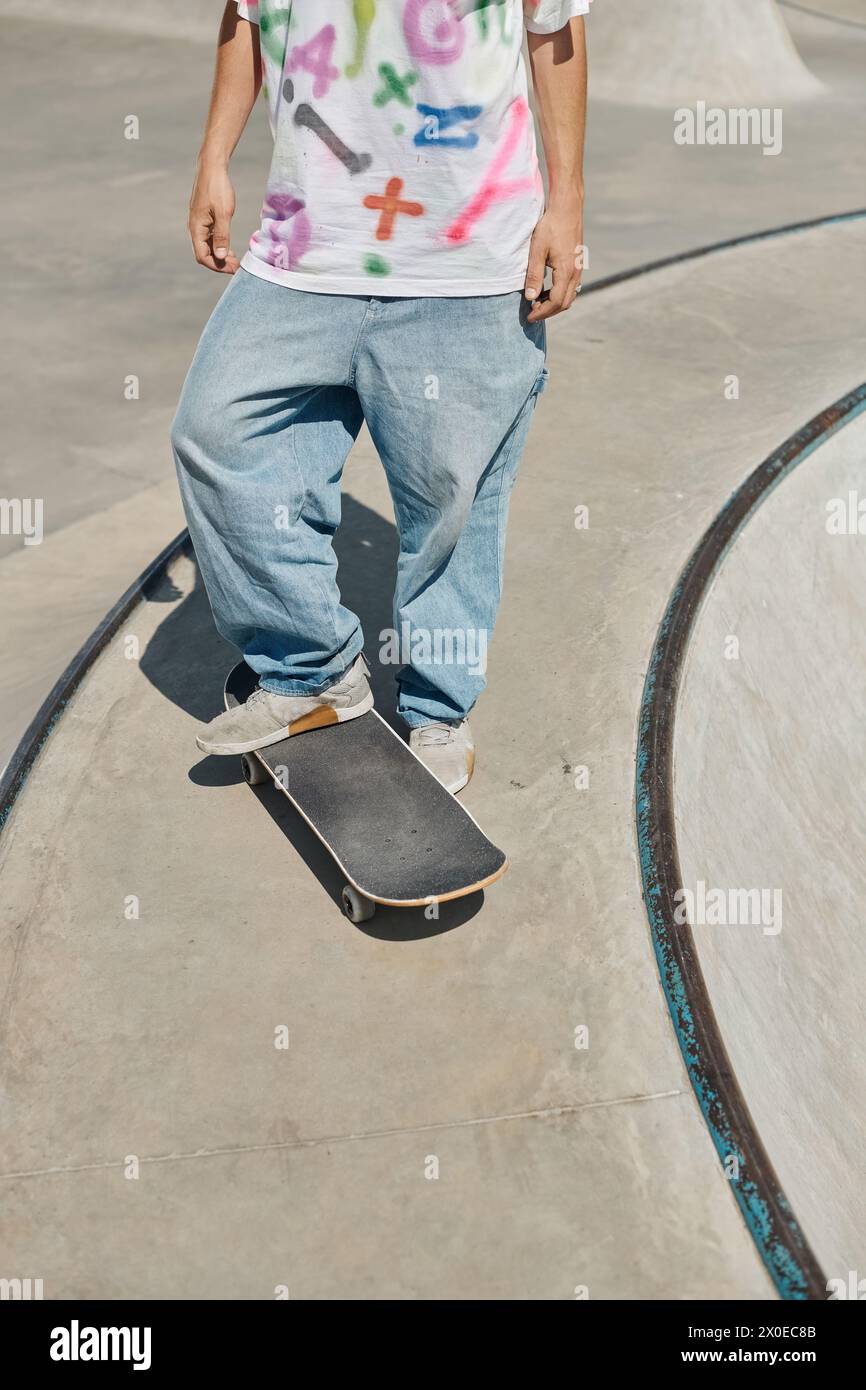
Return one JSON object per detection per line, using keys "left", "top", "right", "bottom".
{"left": 363, "top": 177, "right": 424, "bottom": 241}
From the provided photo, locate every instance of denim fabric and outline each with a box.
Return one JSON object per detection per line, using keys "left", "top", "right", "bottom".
{"left": 172, "top": 268, "right": 546, "bottom": 726}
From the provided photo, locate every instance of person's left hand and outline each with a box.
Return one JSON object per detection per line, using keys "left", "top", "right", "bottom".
{"left": 524, "top": 194, "right": 585, "bottom": 323}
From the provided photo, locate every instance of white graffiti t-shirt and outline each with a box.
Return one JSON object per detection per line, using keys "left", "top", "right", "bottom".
{"left": 235, "top": 1, "right": 589, "bottom": 296}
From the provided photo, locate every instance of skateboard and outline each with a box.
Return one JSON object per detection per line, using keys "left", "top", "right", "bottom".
{"left": 224, "top": 662, "right": 508, "bottom": 921}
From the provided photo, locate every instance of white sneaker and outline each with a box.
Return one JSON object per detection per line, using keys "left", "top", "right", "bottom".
{"left": 197, "top": 655, "right": 373, "bottom": 755}
{"left": 409, "top": 719, "right": 474, "bottom": 794}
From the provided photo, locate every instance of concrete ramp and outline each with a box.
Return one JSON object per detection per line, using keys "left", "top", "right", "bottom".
{"left": 673, "top": 405, "right": 866, "bottom": 1284}
{"left": 587, "top": 0, "right": 821, "bottom": 106}
{"left": 1, "top": 215, "right": 864, "bottom": 1297}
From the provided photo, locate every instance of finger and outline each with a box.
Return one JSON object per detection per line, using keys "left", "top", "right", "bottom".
{"left": 527, "top": 259, "right": 571, "bottom": 321}
{"left": 547, "top": 258, "right": 574, "bottom": 311}
{"left": 189, "top": 211, "right": 214, "bottom": 264}
{"left": 192, "top": 236, "right": 220, "bottom": 271}
{"left": 190, "top": 213, "right": 237, "bottom": 274}
{"left": 524, "top": 232, "right": 549, "bottom": 304}
{"left": 562, "top": 273, "right": 582, "bottom": 311}
{"left": 192, "top": 239, "right": 236, "bottom": 274}
{"left": 527, "top": 302, "right": 554, "bottom": 323}
{"left": 199, "top": 249, "right": 238, "bottom": 274}
{"left": 211, "top": 210, "right": 232, "bottom": 262}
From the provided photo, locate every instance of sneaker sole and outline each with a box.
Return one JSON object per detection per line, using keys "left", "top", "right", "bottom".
{"left": 197, "top": 690, "right": 375, "bottom": 756}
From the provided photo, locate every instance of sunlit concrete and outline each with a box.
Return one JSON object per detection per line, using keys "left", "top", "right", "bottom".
{"left": 2, "top": 216, "right": 864, "bottom": 1296}
{"left": 3, "top": 0, "right": 865, "bottom": 1298}
{"left": 675, "top": 412, "right": 866, "bottom": 1285}
{"left": 2, "top": 0, "right": 224, "bottom": 41}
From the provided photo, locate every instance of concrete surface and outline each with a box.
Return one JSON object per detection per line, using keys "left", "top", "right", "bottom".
{"left": 0, "top": 19, "right": 260, "bottom": 768}
{"left": 2, "top": 215, "right": 864, "bottom": 1296}
{"left": 675, "top": 413, "right": 866, "bottom": 1286}
{"left": 2, "top": 3, "right": 865, "bottom": 1298}
{"left": 0, "top": 0, "right": 227, "bottom": 41}
{"left": 586, "top": 0, "right": 822, "bottom": 106}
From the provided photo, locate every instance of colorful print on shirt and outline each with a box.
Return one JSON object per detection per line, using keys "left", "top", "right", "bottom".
{"left": 235, "top": 1, "right": 590, "bottom": 297}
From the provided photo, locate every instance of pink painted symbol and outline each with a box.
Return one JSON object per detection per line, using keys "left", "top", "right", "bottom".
{"left": 443, "top": 97, "right": 537, "bottom": 245}
{"left": 252, "top": 193, "right": 312, "bottom": 270}
{"left": 404, "top": 0, "right": 465, "bottom": 66}
{"left": 286, "top": 24, "right": 340, "bottom": 99}
{"left": 363, "top": 178, "right": 424, "bottom": 241}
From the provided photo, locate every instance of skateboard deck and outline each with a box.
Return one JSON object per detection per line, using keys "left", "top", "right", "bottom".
{"left": 224, "top": 662, "right": 508, "bottom": 917}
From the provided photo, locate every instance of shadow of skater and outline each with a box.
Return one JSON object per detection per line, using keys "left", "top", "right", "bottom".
{"left": 138, "top": 491, "right": 401, "bottom": 726}
{"left": 136, "top": 490, "right": 485, "bottom": 937}
{"left": 136, "top": 489, "right": 489, "bottom": 934}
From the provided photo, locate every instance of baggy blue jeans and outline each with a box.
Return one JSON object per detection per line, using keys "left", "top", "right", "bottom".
{"left": 171, "top": 268, "right": 547, "bottom": 727}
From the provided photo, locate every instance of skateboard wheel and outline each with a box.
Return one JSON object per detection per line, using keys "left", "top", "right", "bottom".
{"left": 240, "top": 753, "right": 269, "bottom": 786}
{"left": 341, "top": 884, "right": 376, "bottom": 922}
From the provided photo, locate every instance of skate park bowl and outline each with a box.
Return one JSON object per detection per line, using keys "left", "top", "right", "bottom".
{"left": 586, "top": 0, "right": 823, "bottom": 105}
{"left": 1, "top": 2, "right": 866, "bottom": 1299}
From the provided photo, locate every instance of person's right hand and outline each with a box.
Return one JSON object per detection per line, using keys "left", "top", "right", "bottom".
{"left": 188, "top": 161, "right": 240, "bottom": 273}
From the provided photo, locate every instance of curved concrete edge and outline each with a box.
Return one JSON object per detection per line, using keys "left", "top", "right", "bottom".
{"left": 635, "top": 381, "right": 866, "bottom": 1300}
{"left": 587, "top": 0, "right": 823, "bottom": 106}
{"left": 778, "top": 1, "right": 866, "bottom": 30}
{"left": 584, "top": 208, "right": 866, "bottom": 296}
{"left": 0, "top": 531, "right": 190, "bottom": 833}
{"left": 673, "top": 413, "right": 866, "bottom": 1283}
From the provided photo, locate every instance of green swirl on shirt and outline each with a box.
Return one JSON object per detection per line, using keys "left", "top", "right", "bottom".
{"left": 472, "top": 1, "right": 517, "bottom": 44}
{"left": 258, "top": 1, "right": 293, "bottom": 69}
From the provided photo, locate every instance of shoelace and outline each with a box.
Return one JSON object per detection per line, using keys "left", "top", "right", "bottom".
{"left": 414, "top": 722, "right": 456, "bottom": 747}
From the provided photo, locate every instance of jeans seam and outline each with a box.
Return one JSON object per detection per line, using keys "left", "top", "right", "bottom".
{"left": 286, "top": 388, "right": 321, "bottom": 525}
{"left": 495, "top": 413, "right": 522, "bottom": 595}
{"left": 493, "top": 377, "right": 542, "bottom": 593}
{"left": 285, "top": 385, "right": 351, "bottom": 653}
{"left": 346, "top": 301, "right": 375, "bottom": 388}
{"left": 396, "top": 366, "right": 541, "bottom": 728}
